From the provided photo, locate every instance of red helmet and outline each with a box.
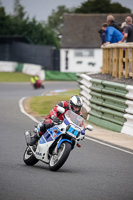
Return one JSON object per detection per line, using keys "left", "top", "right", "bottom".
{"left": 69, "top": 95, "right": 83, "bottom": 114}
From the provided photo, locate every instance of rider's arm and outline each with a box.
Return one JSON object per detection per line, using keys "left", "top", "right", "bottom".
{"left": 49, "top": 106, "right": 58, "bottom": 118}
{"left": 49, "top": 101, "right": 69, "bottom": 118}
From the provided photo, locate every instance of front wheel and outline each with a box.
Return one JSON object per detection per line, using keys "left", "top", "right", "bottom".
{"left": 23, "top": 146, "right": 38, "bottom": 166}
{"left": 49, "top": 142, "right": 72, "bottom": 171}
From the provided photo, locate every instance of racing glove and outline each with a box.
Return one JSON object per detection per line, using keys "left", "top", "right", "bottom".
{"left": 51, "top": 116, "right": 61, "bottom": 124}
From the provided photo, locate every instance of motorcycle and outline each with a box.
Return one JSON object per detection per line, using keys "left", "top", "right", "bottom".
{"left": 23, "top": 107, "right": 93, "bottom": 171}
{"left": 35, "top": 80, "right": 44, "bottom": 89}
{"left": 31, "top": 79, "right": 44, "bottom": 89}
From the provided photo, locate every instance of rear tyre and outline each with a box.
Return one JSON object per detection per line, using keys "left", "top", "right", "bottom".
{"left": 49, "top": 142, "right": 71, "bottom": 171}
{"left": 23, "top": 146, "right": 38, "bottom": 166}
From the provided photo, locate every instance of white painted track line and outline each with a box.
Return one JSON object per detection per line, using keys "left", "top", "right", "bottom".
{"left": 19, "top": 97, "right": 40, "bottom": 124}
{"left": 85, "top": 136, "right": 133, "bottom": 155}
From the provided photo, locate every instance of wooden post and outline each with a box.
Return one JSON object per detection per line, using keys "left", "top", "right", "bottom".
{"left": 108, "top": 49, "right": 111, "bottom": 74}
{"left": 101, "top": 43, "right": 133, "bottom": 78}
{"left": 115, "top": 48, "right": 119, "bottom": 78}
{"left": 118, "top": 48, "right": 124, "bottom": 78}
{"left": 132, "top": 48, "right": 133, "bottom": 78}
{"left": 102, "top": 48, "right": 106, "bottom": 74}
{"left": 110, "top": 48, "right": 113, "bottom": 74}
{"left": 112, "top": 48, "right": 118, "bottom": 77}
{"left": 125, "top": 48, "right": 129, "bottom": 78}
{"left": 107, "top": 48, "right": 111, "bottom": 74}
{"left": 106, "top": 49, "right": 109, "bottom": 73}
{"left": 112, "top": 48, "right": 115, "bottom": 77}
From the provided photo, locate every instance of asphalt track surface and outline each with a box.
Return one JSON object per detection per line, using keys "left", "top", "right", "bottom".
{"left": 0, "top": 82, "right": 133, "bottom": 200}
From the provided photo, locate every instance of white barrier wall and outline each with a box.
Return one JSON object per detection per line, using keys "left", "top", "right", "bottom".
{"left": 60, "top": 48, "right": 102, "bottom": 73}
{"left": 78, "top": 74, "right": 133, "bottom": 136}
{"left": 0, "top": 61, "right": 45, "bottom": 80}
{"left": 22, "top": 63, "right": 45, "bottom": 80}
{"left": 0, "top": 61, "right": 17, "bottom": 72}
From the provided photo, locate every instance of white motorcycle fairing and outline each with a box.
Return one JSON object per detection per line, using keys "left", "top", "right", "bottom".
{"left": 23, "top": 110, "right": 93, "bottom": 171}
{"left": 32, "top": 125, "right": 63, "bottom": 163}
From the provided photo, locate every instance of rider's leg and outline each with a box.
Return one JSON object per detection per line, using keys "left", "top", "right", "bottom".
{"left": 29, "top": 122, "right": 53, "bottom": 146}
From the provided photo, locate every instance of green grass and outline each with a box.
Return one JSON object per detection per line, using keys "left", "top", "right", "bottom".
{"left": 30, "top": 89, "right": 79, "bottom": 117}
{"left": 0, "top": 72, "right": 32, "bottom": 82}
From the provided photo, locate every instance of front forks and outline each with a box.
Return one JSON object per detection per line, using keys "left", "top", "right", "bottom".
{"left": 28, "top": 145, "right": 37, "bottom": 156}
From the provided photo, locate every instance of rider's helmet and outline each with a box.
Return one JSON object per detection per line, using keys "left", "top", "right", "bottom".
{"left": 69, "top": 95, "right": 83, "bottom": 114}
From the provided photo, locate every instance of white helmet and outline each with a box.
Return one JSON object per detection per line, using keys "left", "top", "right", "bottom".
{"left": 69, "top": 95, "right": 83, "bottom": 114}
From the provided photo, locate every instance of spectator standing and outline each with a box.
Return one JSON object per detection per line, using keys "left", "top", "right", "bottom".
{"left": 98, "top": 29, "right": 106, "bottom": 44}
{"left": 120, "top": 16, "right": 133, "bottom": 73}
{"left": 101, "top": 23, "right": 123, "bottom": 45}
{"left": 120, "top": 22, "right": 127, "bottom": 69}
{"left": 107, "top": 15, "right": 123, "bottom": 32}
{"left": 121, "top": 22, "right": 127, "bottom": 36}
{"left": 121, "top": 16, "right": 133, "bottom": 42}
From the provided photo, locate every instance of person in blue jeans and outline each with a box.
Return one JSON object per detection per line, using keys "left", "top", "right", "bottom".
{"left": 101, "top": 23, "right": 123, "bottom": 46}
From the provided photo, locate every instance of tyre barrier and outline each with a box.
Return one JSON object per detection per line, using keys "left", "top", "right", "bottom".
{"left": 78, "top": 73, "right": 133, "bottom": 136}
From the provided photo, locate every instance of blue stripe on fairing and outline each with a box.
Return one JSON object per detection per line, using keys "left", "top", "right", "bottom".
{"left": 39, "top": 127, "right": 62, "bottom": 144}
{"left": 64, "top": 118, "right": 70, "bottom": 125}
{"left": 48, "top": 127, "right": 62, "bottom": 137}
{"left": 44, "top": 131, "right": 53, "bottom": 142}
{"left": 39, "top": 135, "right": 46, "bottom": 144}
{"left": 57, "top": 139, "right": 72, "bottom": 148}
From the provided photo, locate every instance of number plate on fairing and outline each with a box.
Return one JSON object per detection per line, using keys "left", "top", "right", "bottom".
{"left": 67, "top": 127, "right": 79, "bottom": 137}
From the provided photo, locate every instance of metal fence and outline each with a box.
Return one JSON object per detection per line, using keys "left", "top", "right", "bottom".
{"left": 0, "top": 41, "right": 60, "bottom": 71}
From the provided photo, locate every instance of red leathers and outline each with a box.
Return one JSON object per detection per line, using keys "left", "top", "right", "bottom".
{"left": 38, "top": 101, "right": 82, "bottom": 136}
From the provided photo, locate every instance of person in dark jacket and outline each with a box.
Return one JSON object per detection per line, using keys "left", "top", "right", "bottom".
{"left": 106, "top": 15, "right": 123, "bottom": 33}
{"left": 98, "top": 29, "right": 106, "bottom": 44}
{"left": 121, "top": 16, "right": 133, "bottom": 43}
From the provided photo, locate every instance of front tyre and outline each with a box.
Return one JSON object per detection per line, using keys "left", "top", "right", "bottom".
{"left": 23, "top": 146, "right": 38, "bottom": 166}
{"left": 49, "top": 142, "right": 72, "bottom": 171}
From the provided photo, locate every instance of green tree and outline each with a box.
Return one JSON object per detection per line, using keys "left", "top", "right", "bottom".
{"left": 0, "top": 1, "right": 60, "bottom": 47}
{"left": 110, "top": 2, "right": 131, "bottom": 13}
{"left": 14, "top": 0, "right": 27, "bottom": 19}
{"left": 23, "top": 18, "right": 60, "bottom": 47}
{"left": 75, "top": 0, "right": 131, "bottom": 14}
{"left": 47, "top": 5, "right": 73, "bottom": 35}
{"left": 0, "top": 6, "right": 13, "bottom": 35}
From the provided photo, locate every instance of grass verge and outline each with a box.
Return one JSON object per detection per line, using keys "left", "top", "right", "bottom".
{"left": 0, "top": 72, "right": 31, "bottom": 82}
{"left": 30, "top": 89, "right": 79, "bottom": 117}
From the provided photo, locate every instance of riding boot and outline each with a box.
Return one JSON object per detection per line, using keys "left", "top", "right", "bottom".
{"left": 29, "top": 123, "right": 52, "bottom": 146}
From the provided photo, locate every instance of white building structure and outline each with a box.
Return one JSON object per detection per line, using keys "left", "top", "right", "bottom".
{"left": 60, "top": 48, "right": 102, "bottom": 73}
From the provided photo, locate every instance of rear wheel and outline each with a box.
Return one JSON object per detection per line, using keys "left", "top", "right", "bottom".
{"left": 49, "top": 142, "right": 72, "bottom": 171}
{"left": 23, "top": 146, "right": 38, "bottom": 166}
